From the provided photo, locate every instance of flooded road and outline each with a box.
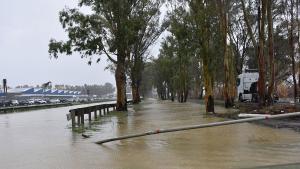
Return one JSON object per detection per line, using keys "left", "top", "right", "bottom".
{"left": 0, "top": 100, "right": 300, "bottom": 169}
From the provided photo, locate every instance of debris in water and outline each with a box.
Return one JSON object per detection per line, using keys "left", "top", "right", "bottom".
{"left": 82, "top": 134, "right": 90, "bottom": 138}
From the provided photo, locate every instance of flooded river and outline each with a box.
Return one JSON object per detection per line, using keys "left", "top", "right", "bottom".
{"left": 0, "top": 99, "right": 300, "bottom": 169}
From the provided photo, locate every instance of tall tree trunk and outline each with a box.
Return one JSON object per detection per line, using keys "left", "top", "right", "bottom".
{"left": 131, "top": 83, "right": 140, "bottom": 104}
{"left": 217, "top": 0, "right": 234, "bottom": 108}
{"left": 297, "top": 0, "right": 300, "bottom": 90}
{"left": 267, "top": 0, "right": 275, "bottom": 104}
{"left": 181, "top": 91, "right": 184, "bottom": 103}
{"left": 228, "top": 46, "right": 237, "bottom": 104}
{"left": 131, "top": 55, "right": 142, "bottom": 104}
{"left": 289, "top": 0, "right": 297, "bottom": 101}
{"left": 184, "top": 89, "right": 189, "bottom": 102}
{"left": 115, "top": 58, "right": 127, "bottom": 111}
{"left": 203, "top": 42, "right": 214, "bottom": 113}
{"left": 257, "top": 0, "right": 267, "bottom": 106}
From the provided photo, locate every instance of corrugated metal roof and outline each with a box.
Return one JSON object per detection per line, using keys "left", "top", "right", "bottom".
{"left": 23, "top": 88, "right": 35, "bottom": 94}
{"left": 7, "top": 88, "right": 32, "bottom": 93}
{"left": 51, "top": 90, "right": 59, "bottom": 94}
{"left": 33, "top": 88, "right": 44, "bottom": 94}
{"left": 44, "top": 89, "right": 52, "bottom": 94}
{"left": 4, "top": 88, "right": 82, "bottom": 96}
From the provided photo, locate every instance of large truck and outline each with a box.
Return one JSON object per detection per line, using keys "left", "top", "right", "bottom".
{"left": 237, "top": 70, "right": 259, "bottom": 102}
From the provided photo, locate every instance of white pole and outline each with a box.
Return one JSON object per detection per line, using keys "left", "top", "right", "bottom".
{"left": 96, "top": 112, "right": 300, "bottom": 144}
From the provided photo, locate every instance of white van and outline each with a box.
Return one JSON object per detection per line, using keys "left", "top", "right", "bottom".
{"left": 237, "top": 70, "right": 259, "bottom": 102}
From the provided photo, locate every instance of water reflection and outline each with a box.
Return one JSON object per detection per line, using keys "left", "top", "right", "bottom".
{"left": 0, "top": 100, "right": 299, "bottom": 169}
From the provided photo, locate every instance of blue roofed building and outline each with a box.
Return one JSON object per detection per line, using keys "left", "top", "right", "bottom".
{"left": 33, "top": 88, "right": 44, "bottom": 95}
{"left": 2, "top": 87, "right": 82, "bottom": 99}
{"left": 57, "top": 90, "right": 64, "bottom": 95}
{"left": 44, "top": 89, "right": 52, "bottom": 95}
{"left": 51, "top": 90, "right": 59, "bottom": 95}
{"left": 22, "top": 88, "right": 35, "bottom": 94}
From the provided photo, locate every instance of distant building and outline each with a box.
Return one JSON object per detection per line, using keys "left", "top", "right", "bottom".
{"left": 2, "top": 87, "right": 82, "bottom": 99}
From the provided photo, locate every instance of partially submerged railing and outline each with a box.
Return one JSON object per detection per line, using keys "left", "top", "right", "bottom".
{"left": 68, "top": 100, "right": 132, "bottom": 127}
{"left": 68, "top": 103, "right": 116, "bottom": 127}
{"left": 95, "top": 112, "right": 300, "bottom": 144}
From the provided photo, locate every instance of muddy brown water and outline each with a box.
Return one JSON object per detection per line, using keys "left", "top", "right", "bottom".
{"left": 0, "top": 99, "right": 300, "bottom": 169}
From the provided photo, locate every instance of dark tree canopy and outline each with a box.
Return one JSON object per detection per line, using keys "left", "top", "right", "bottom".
{"left": 49, "top": 0, "right": 166, "bottom": 110}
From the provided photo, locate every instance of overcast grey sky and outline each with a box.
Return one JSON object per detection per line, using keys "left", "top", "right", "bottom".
{"left": 0, "top": 0, "right": 162, "bottom": 88}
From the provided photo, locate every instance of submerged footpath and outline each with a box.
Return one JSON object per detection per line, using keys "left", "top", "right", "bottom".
{"left": 189, "top": 99, "right": 300, "bottom": 132}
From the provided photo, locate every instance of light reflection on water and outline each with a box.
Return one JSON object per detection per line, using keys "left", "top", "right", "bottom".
{"left": 0, "top": 100, "right": 299, "bottom": 169}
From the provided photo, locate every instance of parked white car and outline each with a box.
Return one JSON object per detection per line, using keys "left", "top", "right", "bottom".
{"left": 36, "top": 99, "right": 47, "bottom": 104}
{"left": 28, "top": 99, "right": 35, "bottom": 105}
{"left": 49, "top": 99, "right": 60, "bottom": 104}
{"left": 11, "top": 100, "right": 19, "bottom": 106}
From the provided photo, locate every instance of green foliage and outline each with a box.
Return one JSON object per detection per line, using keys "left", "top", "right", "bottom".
{"left": 49, "top": 0, "right": 167, "bottom": 109}
{"left": 150, "top": 5, "right": 206, "bottom": 102}
{"left": 126, "top": 0, "right": 167, "bottom": 102}
{"left": 49, "top": 0, "right": 166, "bottom": 64}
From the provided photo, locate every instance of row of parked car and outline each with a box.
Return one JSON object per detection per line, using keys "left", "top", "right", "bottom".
{"left": 0, "top": 98, "right": 73, "bottom": 107}
{"left": 0, "top": 97, "right": 106, "bottom": 108}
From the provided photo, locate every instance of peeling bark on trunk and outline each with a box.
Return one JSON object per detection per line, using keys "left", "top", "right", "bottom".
{"left": 130, "top": 54, "right": 142, "bottom": 104}
{"left": 267, "top": 0, "right": 275, "bottom": 105}
{"left": 131, "top": 83, "right": 140, "bottom": 104}
{"left": 258, "top": 0, "right": 267, "bottom": 106}
{"left": 289, "top": 0, "right": 297, "bottom": 101}
{"left": 297, "top": 0, "right": 300, "bottom": 90}
{"left": 203, "top": 46, "right": 214, "bottom": 113}
{"left": 115, "top": 58, "right": 127, "bottom": 111}
{"left": 217, "top": 0, "right": 235, "bottom": 108}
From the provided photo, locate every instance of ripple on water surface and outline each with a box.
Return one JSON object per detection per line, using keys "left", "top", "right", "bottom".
{"left": 0, "top": 100, "right": 300, "bottom": 169}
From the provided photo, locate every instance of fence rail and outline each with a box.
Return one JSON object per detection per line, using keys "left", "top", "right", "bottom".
{"left": 68, "top": 100, "right": 132, "bottom": 127}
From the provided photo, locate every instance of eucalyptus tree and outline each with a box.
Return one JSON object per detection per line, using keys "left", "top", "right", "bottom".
{"left": 48, "top": 0, "right": 164, "bottom": 111}
{"left": 127, "top": 0, "right": 167, "bottom": 104}
{"left": 288, "top": 0, "right": 297, "bottom": 101}
{"left": 266, "top": 0, "right": 275, "bottom": 104}
{"left": 154, "top": 38, "right": 177, "bottom": 101}
{"left": 169, "top": 7, "right": 194, "bottom": 102}
{"left": 215, "top": 0, "right": 237, "bottom": 108}
{"left": 240, "top": 0, "right": 276, "bottom": 106}
{"left": 229, "top": 1, "right": 251, "bottom": 75}
{"left": 140, "top": 61, "right": 156, "bottom": 98}
{"left": 189, "top": 0, "right": 219, "bottom": 113}
{"left": 256, "top": 0, "right": 267, "bottom": 106}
